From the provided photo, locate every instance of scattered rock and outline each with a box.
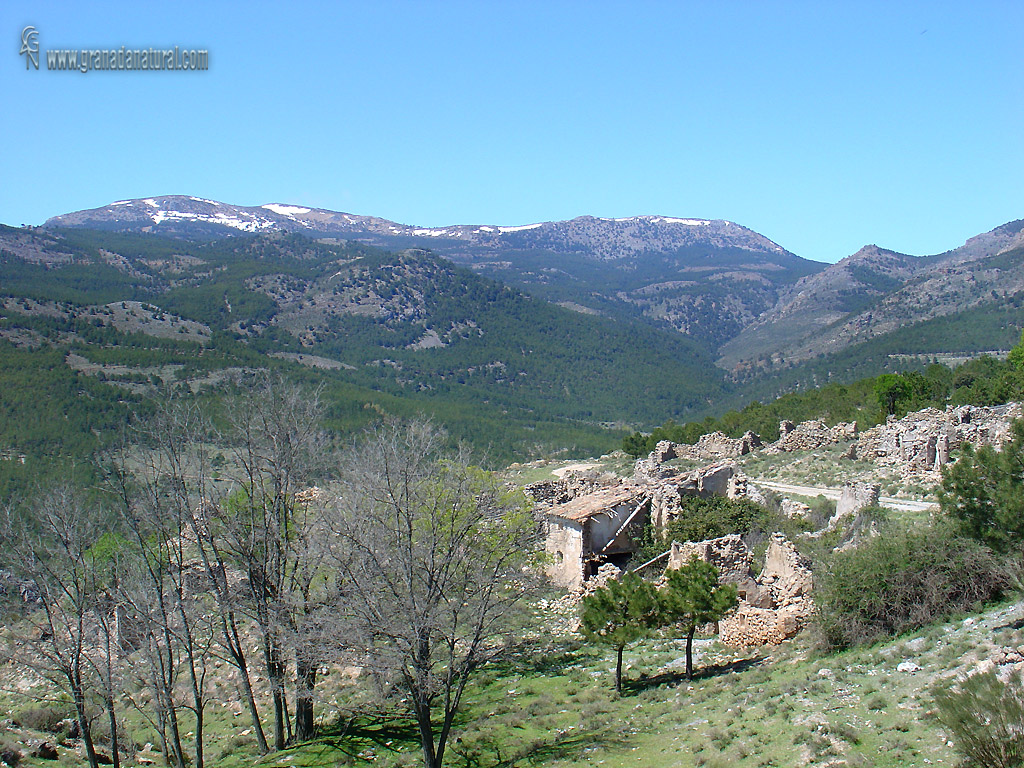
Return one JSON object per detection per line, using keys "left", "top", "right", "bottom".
{"left": 905, "top": 637, "right": 928, "bottom": 652}
{"left": 897, "top": 661, "right": 921, "bottom": 673}
{"left": 29, "top": 742, "right": 57, "bottom": 761}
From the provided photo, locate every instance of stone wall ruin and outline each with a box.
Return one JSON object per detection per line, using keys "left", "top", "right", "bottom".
{"left": 665, "top": 532, "right": 813, "bottom": 647}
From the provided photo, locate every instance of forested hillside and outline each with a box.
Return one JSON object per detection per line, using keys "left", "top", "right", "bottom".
{"left": 0, "top": 225, "right": 729, "bottom": 492}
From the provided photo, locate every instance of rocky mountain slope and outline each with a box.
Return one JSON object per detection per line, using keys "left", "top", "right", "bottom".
{"left": 720, "top": 219, "right": 1024, "bottom": 372}
{"left": 34, "top": 198, "right": 1024, "bottom": 395}
{"left": 45, "top": 196, "right": 825, "bottom": 350}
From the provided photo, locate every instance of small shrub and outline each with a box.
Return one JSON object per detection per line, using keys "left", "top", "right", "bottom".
{"left": 866, "top": 694, "right": 889, "bottom": 711}
{"left": 829, "top": 721, "right": 861, "bottom": 745}
{"left": 0, "top": 743, "right": 22, "bottom": 768}
{"left": 935, "top": 669, "right": 1024, "bottom": 768}
{"left": 12, "top": 705, "right": 71, "bottom": 734}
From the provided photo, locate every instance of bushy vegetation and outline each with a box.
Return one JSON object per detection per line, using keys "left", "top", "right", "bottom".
{"left": 815, "top": 523, "right": 1014, "bottom": 650}
{"left": 663, "top": 496, "right": 774, "bottom": 544}
{"left": 940, "top": 419, "right": 1024, "bottom": 553}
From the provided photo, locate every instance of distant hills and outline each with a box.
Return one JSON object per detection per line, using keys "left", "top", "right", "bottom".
{"left": 0, "top": 196, "right": 1021, "bottom": 471}
{"left": 45, "top": 196, "right": 825, "bottom": 350}
{"left": 45, "top": 199, "right": 1024, "bottom": 381}
{"left": 720, "top": 219, "right": 1024, "bottom": 378}
{"left": 0, "top": 222, "right": 728, "bottom": 467}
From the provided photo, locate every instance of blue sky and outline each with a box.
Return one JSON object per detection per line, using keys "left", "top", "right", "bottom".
{"left": 2, "top": 1, "right": 1022, "bottom": 263}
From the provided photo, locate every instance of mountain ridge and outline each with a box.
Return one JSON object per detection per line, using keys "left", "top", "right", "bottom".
{"left": 36, "top": 197, "right": 1024, "bottom": 384}
{"left": 44, "top": 196, "right": 825, "bottom": 350}
{"left": 719, "top": 220, "right": 1024, "bottom": 371}
{"left": 44, "top": 195, "right": 792, "bottom": 259}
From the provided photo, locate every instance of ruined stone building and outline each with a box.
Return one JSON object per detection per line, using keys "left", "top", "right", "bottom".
{"left": 642, "top": 402, "right": 1023, "bottom": 480}
{"left": 667, "top": 532, "right": 813, "bottom": 647}
{"left": 857, "top": 402, "right": 1023, "bottom": 476}
{"left": 541, "top": 486, "right": 650, "bottom": 590}
{"left": 534, "top": 461, "right": 764, "bottom": 590}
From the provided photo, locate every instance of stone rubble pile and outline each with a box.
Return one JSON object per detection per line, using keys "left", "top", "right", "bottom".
{"left": 668, "top": 534, "right": 762, "bottom": 605}
{"left": 666, "top": 532, "right": 813, "bottom": 647}
{"left": 653, "top": 431, "right": 763, "bottom": 463}
{"left": 720, "top": 533, "right": 814, "bottom": 647}
{"left": 641, "top": 402, "right": 1022, "bottom": 481}
{"left": 857, "top": 403, "right": 1023, "bottom": 478}
{"left": 535, "top": 562, "right": 625, "bottom": 638}
{"left": 764, "top": 419, "right": 858, "bottom": 454}
{"left": 780, "top": 498, "right": 812, "bottom": 519}
{"left": 523, "top": 469, "right": 621, "bottom": 506}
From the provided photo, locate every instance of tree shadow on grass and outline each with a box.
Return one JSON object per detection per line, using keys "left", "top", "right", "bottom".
{"left": 621, "top": 655, "right": 766, "bottom": 695}
{"left": 270, "top": 710, "right": 422, "bottom": 766}
{"left": 467, "top": 727, "right": 631, "bottom": 768}
{"left": 275, "top": 708, "right": 630, "bottom": 768}
{"left": 480, "top": 640, "right": 592, "bottom": 678}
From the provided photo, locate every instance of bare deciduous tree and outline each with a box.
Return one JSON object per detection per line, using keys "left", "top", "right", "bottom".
{"left": 329, "top": 419, "right": 539, "bottom": 768}
{"left": 0, "top": 484, "right": 110, "bottom": 768}
{"left": 220, "top": 373, "right": 332, "bottom": 749}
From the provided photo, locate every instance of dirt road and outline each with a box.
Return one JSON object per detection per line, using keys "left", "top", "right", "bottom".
{"left": 753, "top": 480, "right": 938, "bottom": 513}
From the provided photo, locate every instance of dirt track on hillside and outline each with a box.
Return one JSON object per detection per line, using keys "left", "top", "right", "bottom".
{"left": 754, "top": 480, "right": 937, "bottom": 513}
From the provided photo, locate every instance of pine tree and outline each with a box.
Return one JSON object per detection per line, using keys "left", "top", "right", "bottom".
{"left": 939, "top": 419, "right": 1024, "bottom": 552}
{"left": 659, "top": 559, "right": 738, "bottom": 680}
{"left": 579, "top": 572, "right": 660, "bottom": 692}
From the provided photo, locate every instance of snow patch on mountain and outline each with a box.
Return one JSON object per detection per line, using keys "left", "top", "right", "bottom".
{"left": 262, "top": 204, "right": 311, "bottom": 217}
{"left": 149, "top": 208, "right": 276, "bottom": 232}
{"left": 654, "top": 217, "right": 711, "bottom": 226}
{"left": 497, "top": 223, "right": 543, "bottom": 233}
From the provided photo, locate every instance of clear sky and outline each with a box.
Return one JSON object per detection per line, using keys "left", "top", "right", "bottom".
{"left": 2, "top": 1, "right": 1022, "bottom": 263}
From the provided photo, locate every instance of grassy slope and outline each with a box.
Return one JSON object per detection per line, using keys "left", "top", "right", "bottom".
{"left": 5, "top": 592, "right": 1016, "bottom": 768}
